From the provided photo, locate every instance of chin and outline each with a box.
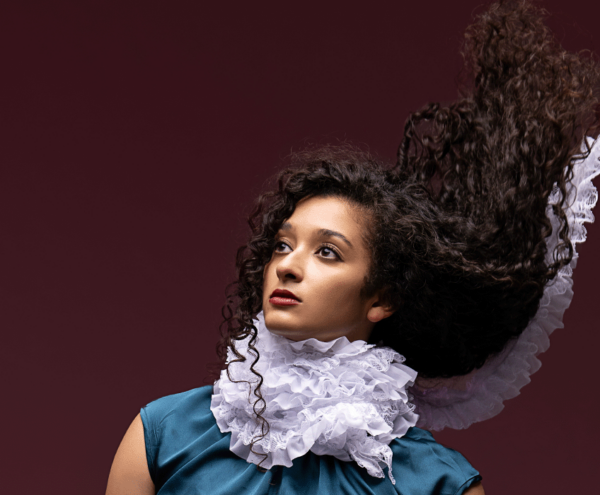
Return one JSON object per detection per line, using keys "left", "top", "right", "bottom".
{"left": 264, "top": 311, "right": 296, "bottom": 330}
{"left": 263, "top": 311, "right": 306, "bottom": 339}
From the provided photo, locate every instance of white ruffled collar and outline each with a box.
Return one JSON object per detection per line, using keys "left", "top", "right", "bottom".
{"left": 210, "top": 311, "right": 419, "bottom": 484}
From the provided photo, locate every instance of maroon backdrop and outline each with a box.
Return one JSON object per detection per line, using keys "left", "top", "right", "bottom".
{"left": 3, "top": 1, "right": 600, "bottom": 493}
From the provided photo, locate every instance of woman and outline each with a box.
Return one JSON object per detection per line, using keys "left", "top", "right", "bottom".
{"left": 105, "top": 1, "right": 600, "bottom": 493}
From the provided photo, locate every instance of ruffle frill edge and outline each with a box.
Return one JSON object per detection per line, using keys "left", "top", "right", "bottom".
{"left": 411, "top": 136, "right": 600, "bottom": 431}
{"left": 210, "top": 312, "right": 419, "bottom": 484}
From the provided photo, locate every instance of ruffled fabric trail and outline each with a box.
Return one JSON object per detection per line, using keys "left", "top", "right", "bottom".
{"left": 210, "top": 312, "right": 419, "bottom": 484}
{"left": 411, "top": 136, "right": 600, "bottom": 431}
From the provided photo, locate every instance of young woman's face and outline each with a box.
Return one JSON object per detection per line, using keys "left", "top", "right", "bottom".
{"left": 262, "top": 195, "right": 389, "bottom": 342}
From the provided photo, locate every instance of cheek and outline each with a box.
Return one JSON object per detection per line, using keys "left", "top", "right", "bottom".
{"left": 262, "top": 261, "right": 274, "bottom": 291}
{"left": 312, "top": 271, "right": 365, "bottom": 306}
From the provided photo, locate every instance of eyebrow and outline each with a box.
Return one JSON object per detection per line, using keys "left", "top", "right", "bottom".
{"left": 279, "top": 221, "right": 354, "bottom": 248}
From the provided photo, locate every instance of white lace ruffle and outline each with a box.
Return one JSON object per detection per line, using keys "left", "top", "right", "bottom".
{"left": 210, "top": 312, "right": 419, "bottom": 484}
{"left": 411, "top": 136, "right": 600, "bottom": 431}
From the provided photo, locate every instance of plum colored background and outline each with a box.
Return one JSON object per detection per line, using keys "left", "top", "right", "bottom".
{"left": 3, "top": 1, "right": 600, "bottom": 493}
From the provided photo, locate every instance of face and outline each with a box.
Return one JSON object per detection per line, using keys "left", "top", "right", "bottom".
{"left": 262, "top": 195, "right": 393, "bottom": 343}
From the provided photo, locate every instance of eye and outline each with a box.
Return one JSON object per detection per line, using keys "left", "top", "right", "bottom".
{"left": 273, "top": 241, "right": 291, "bottom": 253}
{"left": 318, "top": 244, "right": 341, "bottom": 260}
{"left": 273, "top": 240, "right": 341, "bottom": 260}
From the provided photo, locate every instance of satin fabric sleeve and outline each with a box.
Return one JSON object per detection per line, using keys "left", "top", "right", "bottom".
{"left": 389, "top": 428, "right": 482, "bottom": 495}
{"left": 139, "top": 385, "right": 481, "bottom": 495}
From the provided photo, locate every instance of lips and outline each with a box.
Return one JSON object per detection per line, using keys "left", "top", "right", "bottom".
{"left": 270, "top": 289, "right": 301, "bottom": 302}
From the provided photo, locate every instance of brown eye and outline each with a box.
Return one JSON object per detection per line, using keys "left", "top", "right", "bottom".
{"left": 318, "top": 244, "right": 341, "bottom": 260}
{"left": 274, "top": 241, "right": 291, "bottom": 253}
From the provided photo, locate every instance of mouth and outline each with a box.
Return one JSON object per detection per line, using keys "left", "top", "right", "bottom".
{"left": 269, "top": 289, "right": 301, "bottom": 306}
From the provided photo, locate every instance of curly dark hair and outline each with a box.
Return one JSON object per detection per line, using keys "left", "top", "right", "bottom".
{"left": 213, "top": 0, "right": 600, "bottom": 460}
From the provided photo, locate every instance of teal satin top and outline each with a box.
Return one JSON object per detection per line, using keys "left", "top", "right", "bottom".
{"left": 140, "top": 386, "right": 482, "bottom": 494}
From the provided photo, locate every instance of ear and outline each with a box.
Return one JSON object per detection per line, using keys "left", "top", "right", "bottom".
{"left": 366, "top": 292, "right": 396, "bottom": 323}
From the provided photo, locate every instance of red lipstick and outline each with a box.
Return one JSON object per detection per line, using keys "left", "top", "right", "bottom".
{"left": 269, "top": 289, "right": 301, "bottom": 306}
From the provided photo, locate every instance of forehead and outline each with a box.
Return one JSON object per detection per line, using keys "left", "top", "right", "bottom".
{"left": 284, "top": 196, "right": 367, "bottom": 235}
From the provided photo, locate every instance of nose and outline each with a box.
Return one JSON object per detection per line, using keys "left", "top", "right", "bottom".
{"left": 275, "top": 248, "right": 304, "bottom": 282}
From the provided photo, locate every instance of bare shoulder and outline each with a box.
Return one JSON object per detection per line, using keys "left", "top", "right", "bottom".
{"left": 464, "top": 481, "right": 485, "bottom": 495}
{"left": 105, "top": 413, "right": 155, "bottom": 495}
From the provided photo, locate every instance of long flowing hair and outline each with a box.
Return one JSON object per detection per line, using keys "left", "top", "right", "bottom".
{"left": 213, "top": 0, "right": 600, "bottom": 463}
